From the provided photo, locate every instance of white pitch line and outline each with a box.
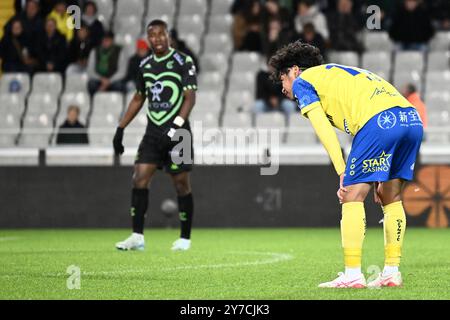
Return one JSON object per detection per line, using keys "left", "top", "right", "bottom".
{"left": 45, "top": 251, "right": 294, "bottom": 277}
{"left": 0, "top": 237, "right": 20, "bottom": 242}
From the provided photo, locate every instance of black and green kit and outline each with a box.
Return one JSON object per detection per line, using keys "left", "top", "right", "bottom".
{"left": 134, "top": 48, "right": 197, "bottom": 173}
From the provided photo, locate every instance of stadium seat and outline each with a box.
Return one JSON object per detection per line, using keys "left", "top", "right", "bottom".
{"left": 180, "top": 33, "right": 201, "bottom": 55}
{"left": 145, "top": 15, "right": 173, "bottom": 28}
{"left": 116, "top": 0, "right": 144, "bottom": 18}
{"left": 203, "top": 33, "right": 233, "bottom": 54}
{"left": 425, "top": 71, "right": 450, "bottom": 94}
{"left": 363, "top": 31, "right": 393, "bottom": 52}
{"left": 146, "top": 0, "right": 176, "bottom": 19}
{"left": 195, "top": 91, "right": 221, "bottom": 113}
{"left": 286, "top": 128, "right": 318, "bottom": 145}
{"left": 0, "top": 94, "right": 25, "bottom": 147}
{"left": 0, "top": 73, "right": 30, "bottom": 97}
{"left": 57, "top": 92, "right": 91, "bottom": 125}
{"left": 26, "top": 93, "right": 58, "bottom": 115}
{"left": 427, "top": 52, "right": 450, "bottom": 72}
{"left": 232, "top": 52, "right": 262, "bottom": 73}
{"left": 222, "top": 112, "right": 252, "bottom": 128}
{"left": 328, "top": 51, "right": 359, "bottom": 67}
{"left": 89, "top": 93, "right": 124, "bottom": 146}
{"left": 122, "top": 92, "right": 147, "bottom": 146}
{"left": 394, "top": 51, "right": 424, "bottom": 75}
{"left": 211, "top": 0, "right": 234, "bottom": 15}
{"left": 177, "top": 15, "right": 205, "bottom": 37}
{"left": 288, "top": 113, "right": 310, "bottom": 128}
{"left": 200, "top": 53, "right": 228, "bottom": 74}
{"left": 189, "top": 109, "right": 219, "bottom": 128}
{"left": 114, "top": 34, "right": 137, "bottom": 58}
{"left": 64, "top": 72, "right": 88, "bottom": 93}
{"left": 361, "top": 51, "right": 391, "bottom": 76}
{"left": 198, "top": 71, "right": 225, "bottom": 92}
{"left": 115, "top": 15, "right": 143, "bottom": 38}
{"left": 429, "top": 31, "right": 450, "bottom": 51}
{"left": 93, "top": 0, "right": 114, "bottom": 27}
{"left": 256, "top": 112, "right": 286, "bottom": 129}
{"left": 228, "top": 71, "right": 256, "bottom": 95}
{"left": 179, "top": 0, "right": 207, "bottom": 17}
{"left": 393, "top": 71, "right": 423, "bottom": 93}
{"left": 91, "top": 92, "right": 123, "bottom": 116}
{"left": 208, "top": 14, "right": 233, "bottom": 34}
{"left": 31, "top": 73, "right": 63, "bottom": 98}
{"left": 425, "top": 90, "right": 450, "bottom": 112}
{"left": 224, "top": 90, "right": 254, "bottom": 113}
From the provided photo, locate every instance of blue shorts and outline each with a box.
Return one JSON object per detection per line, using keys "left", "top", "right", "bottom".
{"left": 343, "top": 106, "right": 423, "bottom": 187}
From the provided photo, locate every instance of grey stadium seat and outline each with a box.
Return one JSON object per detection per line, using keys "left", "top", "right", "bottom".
{"left": 228, "top": 71, "right": 256, "bottom": 95}
{"left": 288, "top": 113, "right": 310, "bottom": 128}
{"left": 179, "top": 0, "right": 207, "bottom": 17}
{"left": 211, "top": 0, "right": 234, "bottom": 15}
{"left": 189, "top": 109, "right": 219, "bottom": 128}
{"left": 0, "top": 73, "right": 30, "bottom": 97}
{"left": 0, "top": 94, "right": 25, "bottom": 147}
{"left": 425, "top": 71, "right": 450, "bottom": 93}
{"left": 425, "top": 90, "right": 450, "bottom": 112}
{"left": 361, "top": 51, "right": 391, "bottom": 76}
{"left": 180, "top": 33, "right": 201, "bottom": 55}
{"left": 222, "top": 112, "right": 252, "bottom": 128}
{"left": 197, "top": 71, "right": 225, "bottom": 92}
{"left": 256, "top": 112, "right": 286, "bottom": 129}
{"left": 89, "top": 93, "right": 124, "bottom": 146}
{"left": 26, "top": 93, "right": 58, "bottom": 115}
{"left": 225, "top": 90, "right": 254, "bottom": 114}
{"left": 123, "top": 92, "right": 147, "bottom": 147}
{"left": 203, "top": 33, "right": 233, "bottom": 54}
{"left": 393, "top": 71, "right": 423, "bottom": 93}
{"left": 57, "top": 92, "right": 90, "bottom": 125}
{"left": 429, "top": 31, "right": 450, "bottom": 51}
{"left": 394, "top": 51, "right": 424, "bottom": 74}
{"left": 145, "top": 15, "right": 173, "bottom": 28}
{"left": 232, "top": 52, "right": 262, "bottom": 73}
{"left": 115, "top": 15, "right": 143, "bottom": 38}
{"left": 64, "top": 72, "right": 88, "bottom": 93}
{"left": 195, "top": 91, "right": 221, "bottom": 113}
{"left": 208, "top": 14, "right": 233, "bottom": 34}
{"left": 200, "top": 53, "right": 228, "bottom": 74}
{"left": 427, "top": 52, "right": 450, "bottom": 72}
{"left": 363, "top": 31, "right": 393, "bottom": 52}
{"left": 116, "top": 0, "right": 144, "bottom": 18}
{"left": 31, "top": 73, "right": 63, "bottom": 97}
{"left": 286, "top": 128, "right": 318, "bottom": 145}
{"left": 177, "top": 15, "right": 205, "bottom": 37}
{"left": 328, "top": 51, "right": 360, "bottom": 67}
{"left": 93, "top": 0, "right": 114, "bottom": 27}
{"left": 146, "top": 0, "right": 176, "bottom": 19}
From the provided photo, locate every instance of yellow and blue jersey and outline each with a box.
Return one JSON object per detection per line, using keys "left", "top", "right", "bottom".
{"left": 293, "top": 64, "right": 412, "bottom": 135}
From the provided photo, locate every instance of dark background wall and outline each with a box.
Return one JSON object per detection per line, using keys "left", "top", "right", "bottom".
{"left": 0, "top": 165, "right": 430, "bottom": 228}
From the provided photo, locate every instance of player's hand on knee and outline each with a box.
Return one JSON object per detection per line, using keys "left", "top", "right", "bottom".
{"left": 373, "top": 182, "right": 382, "bottom": 205}
{"left": 337, "top": 173, "right": 348, "bottom": 204}
{"left": 113, "top": 127, "right": 125, "bottom": 155}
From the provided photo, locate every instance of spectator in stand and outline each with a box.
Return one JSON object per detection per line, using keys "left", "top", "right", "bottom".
{"left": 124, "top": 39, "right": 150, "bottom": 92}
{"left": 402, "top": 83, "right": 428, "bottom": 129}
{"left": 87, "top": 31, "right": 126, "bottom": 95}
{"left": 0, "top": 19, "right": 37, "bottom": 73}
{"left": 266, "top": 18, "right": 299, "bottom": 58}
{"left": 231, "top": 0, "right": 264, "bottom": 52}
{"left": 327, "top": 0, "right": 364, "bottom": 52}
{"left": 82, "top": 1, "right": 105, "bottom": 47}
{"left": 429, "top": 0, "right": 450, "bottom": 30}
{"left": 56, "top": 105, "right": 89, "bottom": 144}
{"left": 389, "top": 0, "right": 434, "bottom": 51}
{"left": 299, "top": 22, "right": 326, "bottom": 58}
{"left": 170, "top": 29, "right": 200, "bottom": 73}
{"left": 66, "top": 24, "right": 93, "bottom": 74}
{"left": 252, "top": 61, "right": 296, "bottom": 115}
{"left": 294, "top": 0, "right": 329, "bottom": 41}
{"left": 47, "top": 0, "right": 74, "bottom": 43}
{"left": 35, "top": 18, "right": 67, "bottom": 73}
{"left": 5, "top": 0, "right": 44, "bottom": 46}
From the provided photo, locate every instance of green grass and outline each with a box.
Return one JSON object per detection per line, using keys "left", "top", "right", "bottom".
{"left": 1, "top": 228, "right": 450, "bottom": 300}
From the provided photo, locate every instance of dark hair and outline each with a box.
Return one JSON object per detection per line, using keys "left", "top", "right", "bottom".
{"left": 103, "top": 30, "right": 115, "bottom": 39}
{"left": 269, "top": 40, "right": 323, "bottom": 82}
{"left": 83, "top": 0, "right": 98, "bottom": 14}
{"left": 406, "top": 83, "right": 417, "bottom": 94}
{"left": 147, "top": 19, "right": 168, "bottom": 31}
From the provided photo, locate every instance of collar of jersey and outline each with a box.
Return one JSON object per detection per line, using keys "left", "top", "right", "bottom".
{"left": 153, "top": 47, "right": 175, "bottom": 63}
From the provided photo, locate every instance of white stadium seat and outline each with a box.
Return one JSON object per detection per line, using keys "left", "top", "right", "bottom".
{"left": 362, "top": 51, "right": 391, "bottom": 76}
{"left": 363, "top": 31, "right": 393, "bottom": 52}
{"left": 115, "top": 15, "right": 143, "bottom": 38}
{"left": 222, "top": 112, "right": 252, "bottom": 128}
{"left": 394, "top": 51, "right": 424, "bottom": 74}
{"left": 228, "top": 71, "right": 256, "bottom": 95}
{"left": 0, "top": 73, "right": 30, "bottom": 97}
{"left": 146, "top": 0, "right": 176, "bottom": 19}
{"left": 93, "top": 0, "right": 114, "bottom": 27}
{"left": 0, "top": 94, "right": 25, "bottom": 147}
{"left": 211, "top": 0, "right": 233, "bottom": 15}
{"left": 232, "top": 52, "right": 262, "bottom": 73}
{"left": 64, "top": 72, "right": 88, "bottom": 93}
{"left": 427, "top": 52, "right": 450, "bottom": 72}
{"left": 177, "top": 15, "right": 205, "bottom": 37}
{"left": 198, "top": 72, "right": 225, "bottom": 92}
{"left": 208, "top": 14, "right": 233, "bottom": 34}
{"left": 203, "top": 33, "right": 233, "bottom": 54}
{"left": 425, "top": 71, "right": 450, "bottom": 93}
{"left": 429, "top": 31, "right": 450, "bottom": 51}
{"left": 225, "top": 90, "right": 254, "bottom": 114}
{"left": 31, "top": 73, "right": 63, "bottom": 97}
{"left": 195, "top": 91, "right": 221, "bottom": 113}
{"left": 393, "top": 71, "right": 423, "bottom": 93}
{"left": 200, "top": 53, "right": 228, "bottom": 74}
{"left": 57, "top": 92, "right": 91, "bottom": 125}
{"left": 179, "top": 0, "right": 207, "bottom": 17}
{"left": 328, "top": 51, "right": 360, "bottom": 67}
{"left": 116, "top": 0, "right": 144, "bottom": 17}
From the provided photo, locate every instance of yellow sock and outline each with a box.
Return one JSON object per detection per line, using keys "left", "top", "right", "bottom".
{"left": 383, "top": 201, "right": 406, "bottom": 267}
{"left": 341, "top": 202, "right": 366, "bottom": 268}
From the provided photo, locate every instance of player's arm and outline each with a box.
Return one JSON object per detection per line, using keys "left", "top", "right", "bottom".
{"left": 306, "top": 107, "right": 346, "bottom": 176}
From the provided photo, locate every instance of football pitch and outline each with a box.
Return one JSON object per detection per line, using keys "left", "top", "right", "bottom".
{"left": 1, "top": 228, "right": 450, "bottom": 300}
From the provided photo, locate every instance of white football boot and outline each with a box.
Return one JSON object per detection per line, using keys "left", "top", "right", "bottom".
{"left": 368, "top": 272, "right": 403, "bottom": 288}
{"left": 171, "top": 238, "right": 191, "bottom": 251}
{"left": 115, "top": 233, "right": 145, "bottom": 251}
{"left": 318, "top": 272, "right": 367, "bottom": 288}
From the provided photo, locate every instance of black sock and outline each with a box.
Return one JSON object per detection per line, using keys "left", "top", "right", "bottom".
{"left": 131, "top": 188, "right": 148, "bottom": 234}
{"left": 178, "top": 193, "right": 194, "bottom": 239}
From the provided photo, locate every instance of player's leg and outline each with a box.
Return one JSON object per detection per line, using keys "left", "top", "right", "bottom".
{"left": 169, "top": 171, "right": 194, "bottom": 251}
{"left": 319, "top": 183, "right": 371, "bottom": 288}
{"left": 368, "top": 178, "right": 406, "bottom": 287}
{"left": 116, "top": 163, "right": 158, "bottom": 250}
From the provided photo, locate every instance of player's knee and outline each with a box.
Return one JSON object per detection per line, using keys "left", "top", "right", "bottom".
{"left": 132, "top": 173, "right": 150, "bottom": 189}
{"left": 173, "top": 179, "right": 191, "bottom": 196}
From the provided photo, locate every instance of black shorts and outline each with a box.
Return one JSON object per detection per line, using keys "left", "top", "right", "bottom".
{"left": 134, "top": 129, "right": 194, "bottom": 175}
